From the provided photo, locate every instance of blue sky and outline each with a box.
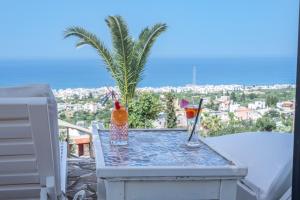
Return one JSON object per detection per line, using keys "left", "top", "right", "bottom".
{"left": 0, "top": 0, "right": 298, "bottom": 59}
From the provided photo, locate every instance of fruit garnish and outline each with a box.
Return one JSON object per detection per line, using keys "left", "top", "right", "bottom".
{"left": 180, "top": 99, "right": 189, "bottom": 108}
{"left": 185, "top": 107, "right": 202, "bottom": 119}
{"left": 112, "top": 101, "right": 128, "bottom": 126}
{"left": 114, "top": 100, "right": 121, "bottom": 110}
{"left": 185, "top": 108, "right": 196, "bottom": 119}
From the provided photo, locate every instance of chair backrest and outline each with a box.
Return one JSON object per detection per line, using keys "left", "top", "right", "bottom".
{"left": 0, "top": 97, "right": 60, "bottom": 198}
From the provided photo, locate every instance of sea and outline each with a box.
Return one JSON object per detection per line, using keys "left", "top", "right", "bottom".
{"left": 0, "top": 57, "right": 297, "bottom": 89}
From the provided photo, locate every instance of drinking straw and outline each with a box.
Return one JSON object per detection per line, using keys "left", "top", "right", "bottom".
{"left": 188, "top": 98, "right": 203, "bottom": 142}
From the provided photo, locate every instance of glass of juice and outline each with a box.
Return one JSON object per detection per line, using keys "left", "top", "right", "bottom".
{"left": 185, "top": 105, "right": 202, "bottom": 147}
{"left": 110, "top": 101, "right": 128, "bottom": 145}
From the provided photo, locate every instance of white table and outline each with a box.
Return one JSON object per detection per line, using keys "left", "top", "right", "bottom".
{"left": 92, "top": 126, "right": 247, "bottom": 200}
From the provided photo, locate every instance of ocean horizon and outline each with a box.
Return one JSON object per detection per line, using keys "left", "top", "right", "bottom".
{"left": 0, "top": 57, "right": 297, "bottom": 89}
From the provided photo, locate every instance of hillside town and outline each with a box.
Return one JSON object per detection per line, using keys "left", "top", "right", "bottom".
{"left": 54, "top": 84, "right": 295, "bottom": 130}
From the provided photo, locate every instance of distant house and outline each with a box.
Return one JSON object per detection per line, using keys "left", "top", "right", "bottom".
{"left": 229, "top": 102, "right": 240, "bottom": 112}
{"left": 248, "top": 101, "right": 266, "bottom": 110}
{"left": 277, "top": 101, "right": 295, "bottom": 112}
{"left": 83, "top": 103, "right": 98, "bottom": 113}
{"left": 219, "top": 101, "right": 230, "bottom": 111}
{"left": 235, "top": 106, "right": 252, "bottom": 120}
{"left": 217, "top": 96, "right": 231, "bottom": 111}
{"left": 218, "top": 96, "right": 230, "bottom": 102}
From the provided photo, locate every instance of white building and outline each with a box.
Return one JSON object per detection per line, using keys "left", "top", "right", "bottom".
{"left": 229, "top": 102, "right": 240, "bottom": 112}
{"left": 248, "top": 101, "right": 266, "bottom": 110}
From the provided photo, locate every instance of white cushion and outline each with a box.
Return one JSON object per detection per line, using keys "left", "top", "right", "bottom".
{"left": 205, "top": 132, "right": 293, "bottom": 200}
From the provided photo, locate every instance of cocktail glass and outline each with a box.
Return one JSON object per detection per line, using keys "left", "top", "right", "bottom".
{"left": 185, "top": 106, "right": 202, "bottom": 147}
{"left": 110, "top": 122, "right": 128, "bottom": 145}
{"left": 110, "top": 101, "right": 128, "bottom": 145}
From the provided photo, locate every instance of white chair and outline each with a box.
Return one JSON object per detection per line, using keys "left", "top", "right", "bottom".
{"left": 205, "top": 132, "right": 293, "bottom": 200}
{"left": 0, "top": 85, "right": 67, "bottom": 199}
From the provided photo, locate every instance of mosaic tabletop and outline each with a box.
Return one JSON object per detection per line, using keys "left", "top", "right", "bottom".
{"left": 98, "top": 130, "right": 233, "bottom": 167}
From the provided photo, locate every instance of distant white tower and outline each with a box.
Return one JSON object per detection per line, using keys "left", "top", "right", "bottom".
{"left": 192, "top": 66, "right": 197, "bottom": 85}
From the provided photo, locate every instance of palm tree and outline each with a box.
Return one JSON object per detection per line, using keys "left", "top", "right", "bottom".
{"left": 64, "top": 15, "right": 167, "bottom": 107}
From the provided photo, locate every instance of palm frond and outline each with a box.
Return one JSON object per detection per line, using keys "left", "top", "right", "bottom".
{"left": 134, "top": 23, "right": 167, "bottom": 83}
{"left": 136, "top": 23, "right": 167, "bottom": 68}
{"left": 105, "top": 16, "right": 135, "bottom": 104}
{"left": 64, "top": 27, "right": 118, "bottom": 77}
{"left": 64, "top": 17, "right": 167, "bottom": 107}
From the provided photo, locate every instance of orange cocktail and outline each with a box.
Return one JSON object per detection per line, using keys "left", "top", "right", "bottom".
{"left": 110, "top": 101, "right": 128, "bottom": 145}
{"left": 181, "top": 98, "right": 204, "bottom": 147}
{"left": 184, "top": 106, "right": 202, "bottom": 133}
{"left": 185, "top": 107, "right": 202, "bottom": 119}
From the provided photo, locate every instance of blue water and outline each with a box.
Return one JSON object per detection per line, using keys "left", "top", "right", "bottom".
{"left": 0, "top": 57, "right": 297, "bottom": 89}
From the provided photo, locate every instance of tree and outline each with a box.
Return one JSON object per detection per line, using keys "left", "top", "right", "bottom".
{"left": 201, "top": 113, "right": 223, "bottom": 136}
{"left": 165, "top": 92, "right": 177, "bottom": 128}
{"left": 264, "top": 109, "right": 280, "bottom": 118}
{"left": 256, "top": 117, "right": 276, "bottom": 131}
{"left": 96, "top": 100, "right": 113, "bottom": 128}
{"left": 248, "top": 93, "right": 257, "bottom": 100}
{"left": 205, "top": 98, "right": 219, "bottom": 111}
{"left": 230, "top": 92, "right": 237, "bottom": 102}
{"left": 128, "top": 93, "right": 162, "bottom": 128}
{"left": 65, "top": 16, "right": 167, "bottom": 107}
{"left": 279, "top": 114, "right": 293, "bottom": 132}
{"left": 59, "top": 112, "right": 67, "bottom": 121}
{"left": 266, "top": 95, "right": 279, "bottom": 107}
{"left": 240, "top": 92, "right": 246, "bottom": 102}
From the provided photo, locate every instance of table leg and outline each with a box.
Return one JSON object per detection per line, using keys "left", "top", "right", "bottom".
{"left": 219, "top": 180, "right": 238, "bottom": 200}
{"left": 104, "top": 180, "right": 125, "bottom": 200}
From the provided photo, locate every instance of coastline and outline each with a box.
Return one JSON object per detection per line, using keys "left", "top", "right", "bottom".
{"left": 53, "top": 83, "right": 295, "bottom": 97}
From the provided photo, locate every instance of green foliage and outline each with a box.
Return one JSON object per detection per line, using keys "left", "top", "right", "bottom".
{"left": 202, "top": 113, "right": 224, "bottom": 136}
{"left": 59, "top": 112, "right": 67, "bottom": 121}
{"left": 249, "top": 93, "right": 258, "bottom": 100}
{"left": 65, "top": 15, "right": 167, "bottom": 106}
{"left": 205, "top": 98, "right": 219, "bottom": 111}
{"left": 230, "top": 92, "right": 237, "bottom": 101}
{"left": 165, "top": 92, "right": 177, "bottom": 128}
{"left": 264, "top": 109, "right": 280, "bottom": 118}
{"left": 58, "top": 129, "right": 67, "bottom": 142}
{"left": 240, "top": 92, "right": 246, "bottom": 102}
{"left": 57, "top": 87, "right": 295, "bottom": 134}
{"left": 58, "top": 101, "right": 113, "bottom": 128}
{"left": 281, "top": 115, "right": 293, "bottom": 127}
{"left": 278, "top": 114, "right": 293, "bottom": 132}
{"left": 266, "top": 95, "right": 279, "bottom": 107}
{"left": 221, "top": 115, "right": 257, "bottom": 134}
{"left": 97, "top": 100, "right": 113, "bottom": 128}
{"left": 256, "top": 117, "right": 277, "bottom": 131}
{"left": 128, "top": 93, "right": 162, "bottom": 128}
{"left": 202, "top": 112, "right": 258, "bottom": 136}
